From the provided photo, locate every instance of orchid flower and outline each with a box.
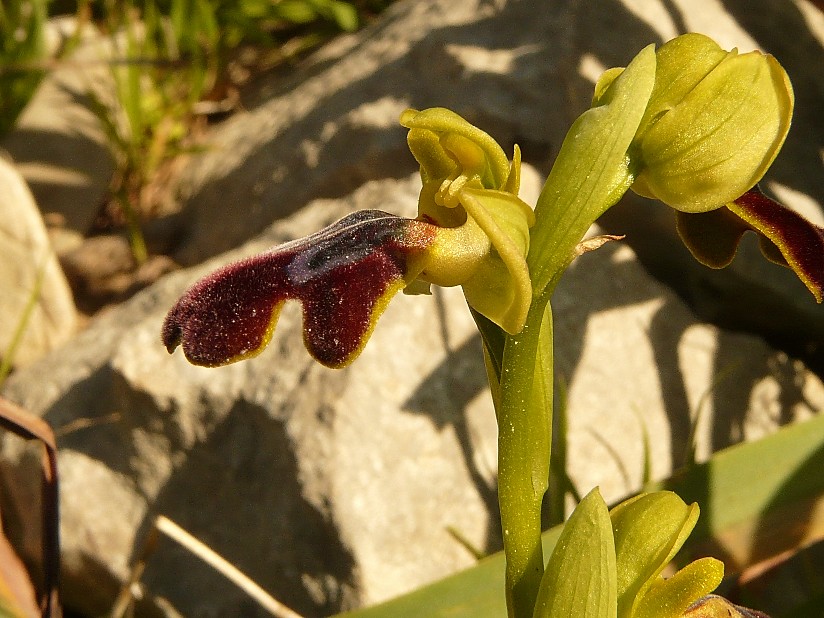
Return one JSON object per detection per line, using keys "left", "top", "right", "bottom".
{"left": 593, "top": 33, "right": 823, "bottom": 301}
{"left": 163, "top": 35, "right": 820, "bottom": 371}
{"left": 162, "top": 108, "right": 533, "bottom": 368}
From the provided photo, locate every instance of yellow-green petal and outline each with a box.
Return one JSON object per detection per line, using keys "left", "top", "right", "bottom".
{"left": 634, "top": 557, "right": 724, "bottom": 618}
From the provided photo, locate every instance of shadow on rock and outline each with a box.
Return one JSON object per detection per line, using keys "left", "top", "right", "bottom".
{"left": 136, "top": 399, "right": 358, "bottom": 617}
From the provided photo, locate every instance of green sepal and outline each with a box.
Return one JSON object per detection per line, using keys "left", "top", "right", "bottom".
{"left": 632, "top": 33, "right": 728, "bottom": 145}
{"left": 629, "top": 34, "right": 794, "bottom": 213}
{"left": 529, "top": 44, "right": 657, "bottom": 296}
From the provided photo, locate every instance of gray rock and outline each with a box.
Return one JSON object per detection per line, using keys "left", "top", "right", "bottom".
{"left": 172, "top": 0, "right": 575, "bottom": 264}
{"left": 59, "top": 233, "right": 179, "bottom": 313}
{"left": 1, "top": 175, "right": 501, "bottom": 617}
{"left": 552, "top": 228, "right": 824, "bottom": 496}
{"left": 0, "top": 156, "right": 77, "bottom": 369}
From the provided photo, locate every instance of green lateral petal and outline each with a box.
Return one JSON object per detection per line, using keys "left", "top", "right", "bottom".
{"left": 459, "top": 188, "right": 534, "bottom": 334}
{"left": 610, "top": 492, "right": 698, "bottom": 618}
{"left": 400, "top": 107, "right": 511, "bottom": 189}
{"left": 532, "top": 488, "right": 617, "bottom": 618}
{"left": 592, "top": 67, "right": 626, "bottom": 105}
{"left": 727, "top": 187, "right": 824, "bottom": 302}
{"left": 634, "top": 557, "right": 724, "bottom": 618}
{"left": 401, "top": 107, "right": 536, "bottom": 333}
{"left": 503, "top": 144, "right": 522, "bottom": 195}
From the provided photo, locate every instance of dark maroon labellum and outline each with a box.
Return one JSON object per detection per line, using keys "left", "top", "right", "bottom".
{"left": 162, "top": 210, "right": 437, "bottom": 368}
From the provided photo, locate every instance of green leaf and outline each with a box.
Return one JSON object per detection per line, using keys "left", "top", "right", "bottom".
{"left": 661, "top": 413, "right": 824, "bottom": 571}
{"left": 532, "top": 488, "right": 617, "bottom": 618}
{"left": 271, "top": 0, "right": 320, "bottom": 24}
{"left": 0, "top": 0, "right": 47, "bottom": 136}
{"left": 324, "top": 0, "right": 360, "bottom": 31}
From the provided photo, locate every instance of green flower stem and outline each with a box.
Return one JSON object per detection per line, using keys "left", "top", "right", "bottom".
{"left": 491, "top": 45, "right": 657, "bottom": 618}
{"left": 497, "top": 299, "right": 553, "bottom": 618}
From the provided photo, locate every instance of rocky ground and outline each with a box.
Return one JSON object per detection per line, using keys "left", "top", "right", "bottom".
{"left": 1, "top": 0, "right": 822, "bottom": 616}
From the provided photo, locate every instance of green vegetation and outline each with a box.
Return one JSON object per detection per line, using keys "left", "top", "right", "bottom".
{"left": 0, "top": 0, "right": 48, "bottom": 137}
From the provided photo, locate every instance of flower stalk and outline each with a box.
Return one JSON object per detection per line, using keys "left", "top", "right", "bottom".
{"left": 487, "top": 44, "right": 657, "bottom": 618}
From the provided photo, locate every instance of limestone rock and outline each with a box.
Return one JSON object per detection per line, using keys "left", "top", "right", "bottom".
{"left": 0, "top": 175, "right": 499, "bottom": 617}
{"left": 59, "top": 234, "right": 179, "bottom": 313}
{"left": 0, "top": 156, "right": 77, "bottom": 369}
{"left": 553, "top": 234, "right": 824, "bottom": 500}
{"left": 174, "top": 0, "right": 824, "bottom": 264}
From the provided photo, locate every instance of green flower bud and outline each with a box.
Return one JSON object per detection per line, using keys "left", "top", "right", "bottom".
{"left": 611, "top": 491, "right": 724, "bottom": 618}
{"left": 533, "top": 489, "right": 724, "bottom": 618}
